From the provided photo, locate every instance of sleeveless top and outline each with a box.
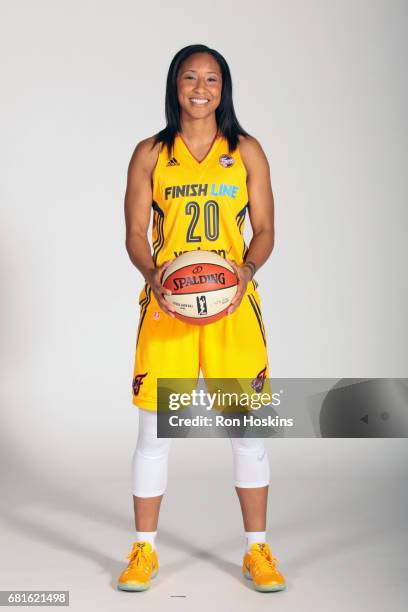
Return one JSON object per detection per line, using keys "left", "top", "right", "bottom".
{"left": 139, "top": 131, "right": 259, "bottom": 304}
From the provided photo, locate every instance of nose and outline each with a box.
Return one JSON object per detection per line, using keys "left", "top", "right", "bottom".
{"left": 193, "top": 76, "right": 207, "bottom": 93}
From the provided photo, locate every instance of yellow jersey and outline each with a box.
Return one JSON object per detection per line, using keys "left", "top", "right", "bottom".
{"left": 139, "top": 131, "right": 258, "bottom": 303}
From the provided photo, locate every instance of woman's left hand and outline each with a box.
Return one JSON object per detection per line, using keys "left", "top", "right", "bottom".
{"left": 226, "top": 259, "right": 253, "bottom": 315}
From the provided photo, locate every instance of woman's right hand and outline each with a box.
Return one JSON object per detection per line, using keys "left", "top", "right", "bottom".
{"left": 145, "top": 260, "right": 176, "bottom": 318}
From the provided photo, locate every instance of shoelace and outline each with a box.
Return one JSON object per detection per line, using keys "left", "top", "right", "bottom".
{"left": 251, "top": 546, "right": 278, "bottom": 572}
{"left": 127, "top": 544, "right": 152, "bottom": 573}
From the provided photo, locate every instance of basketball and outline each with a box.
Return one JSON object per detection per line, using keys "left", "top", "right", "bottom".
{"left": 161, "top": 250, "right": 238, "bottom": 325}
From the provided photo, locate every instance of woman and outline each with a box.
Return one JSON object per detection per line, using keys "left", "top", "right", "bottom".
{"left": 119, "top": 44, "right": 286, "bottom": 593}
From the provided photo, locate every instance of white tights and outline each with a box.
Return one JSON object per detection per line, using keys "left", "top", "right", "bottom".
{"left": 131, "top": 408, "right": 270, "bottom": 497}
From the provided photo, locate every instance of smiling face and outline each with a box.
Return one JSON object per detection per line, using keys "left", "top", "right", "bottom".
{"left": 176, "top": 52, "right": 222, "bottom": 120}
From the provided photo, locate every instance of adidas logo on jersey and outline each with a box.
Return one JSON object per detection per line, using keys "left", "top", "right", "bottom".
{"left": 166, "top": 157, "right": 180, "bottom": 166}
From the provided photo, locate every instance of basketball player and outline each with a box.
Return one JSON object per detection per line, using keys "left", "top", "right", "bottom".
{"left": 118, "top": 44, "right": 286, "bottom": 593}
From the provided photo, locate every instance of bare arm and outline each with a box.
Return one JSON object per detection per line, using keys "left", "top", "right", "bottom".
{"left": 227, "top": 135, "right": 275, "bottom": 313}
{"left": 124, "top": 138, "right": 175, "bottom": 316}
{"left": 124, "top": 138, "right": 158, "bottom": 278}
{"left": 240, "top": 135, "right": 275, "bottom": 272}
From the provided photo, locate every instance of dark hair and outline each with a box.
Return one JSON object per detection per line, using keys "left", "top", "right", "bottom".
{"left": 152, "top": 44, "right": 250, "bottom": 156}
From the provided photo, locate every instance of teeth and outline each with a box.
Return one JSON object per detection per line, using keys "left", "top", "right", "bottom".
{"left": 190, "top": 98, "right": 209, "bottom": 105}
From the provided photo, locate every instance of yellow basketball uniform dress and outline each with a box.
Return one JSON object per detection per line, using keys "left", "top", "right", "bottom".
{"left": 131, "top": 132, "right": 270, "bottom": 411}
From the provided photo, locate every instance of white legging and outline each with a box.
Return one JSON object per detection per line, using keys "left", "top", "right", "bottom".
{"left": 131, "top": 408, "right": 270, "bottom": 497}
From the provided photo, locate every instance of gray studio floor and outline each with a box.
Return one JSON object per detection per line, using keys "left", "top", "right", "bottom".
{"left": 1, "top": 438, "right": 407, "bottom": 612}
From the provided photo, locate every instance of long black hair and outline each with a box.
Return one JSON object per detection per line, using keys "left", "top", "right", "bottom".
{"left": 152, "top": 44, "right": 250, "bottom": 156}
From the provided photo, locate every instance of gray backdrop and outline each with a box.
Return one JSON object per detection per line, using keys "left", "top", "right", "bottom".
{"left": 1, "top": 1, "right": 407, "bottom": 610}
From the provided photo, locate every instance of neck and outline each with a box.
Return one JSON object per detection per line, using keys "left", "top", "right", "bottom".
{"left": 179, "top": 114, "right": 219, "bottom": 143}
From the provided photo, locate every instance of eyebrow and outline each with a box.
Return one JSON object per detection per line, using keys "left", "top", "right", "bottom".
{"left": 181, "top": 69, "right": 221, "bottom": 75}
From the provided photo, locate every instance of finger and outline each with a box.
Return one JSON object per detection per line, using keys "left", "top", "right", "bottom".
{"left": 152, "top": 289, "right": 174, "bottom": 310}
{"left": 158, "top": 301, "right": 176, "bottom": 317}
{"left": 232, "top": 276, "right": 245, "bottom": 292}
{"left": 227, "top": 258, "right": 239, "bottom": 272}
{"left": 227, "top": 302, "right": 239, "bottom": 315}
{"left": 230, "top": 295, "right": 243, "bottom": 312}
{"left": 158, "top": 260, "right": 174, "bottom": 283}
{"left": 160, "top": 295, "right": 176, "bottom": 313}
{"left": 230, "top": 290, "right": 244, "bottom": 306}
{"left": 153, "top": 281, "right": 172, "bottom": 296}
{"left": 160, "top": 285, "right": 172, "bottom": 296}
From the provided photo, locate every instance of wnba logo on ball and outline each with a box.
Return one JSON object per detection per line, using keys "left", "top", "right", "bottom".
{"left": 161, "top": 251, "right": 238, "bottom": 325}
{"left": 196, "top": 295, "right": 208, "bottom": 315}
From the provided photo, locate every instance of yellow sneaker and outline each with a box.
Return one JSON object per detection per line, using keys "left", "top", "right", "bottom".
{"left": 117, "top": 541, "right": 159, "bottom": 591}
{"left": 242, "top": 543, "right": 286, "bottom": 592}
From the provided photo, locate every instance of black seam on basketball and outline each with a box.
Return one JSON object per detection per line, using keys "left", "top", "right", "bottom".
{"left": 165, "top": 284, "right": 237, "bottom": 296}
{"left": 175, "top": 308, "right": 228, "bottom": 320}
{"left": 248, "top": 295, "right": 266, "bottom": 346}
{"left": 162, "top": 261, "right": 236, "bottom": 283}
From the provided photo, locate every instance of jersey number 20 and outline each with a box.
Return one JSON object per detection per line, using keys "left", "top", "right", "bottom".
{"left": 185, "top": 200, "right": 219, "bottom": 242}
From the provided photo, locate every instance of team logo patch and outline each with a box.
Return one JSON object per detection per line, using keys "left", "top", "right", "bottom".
{"left": 132, "top": 372, "right": 148, "bottom": 396}
{"left": 152, "top": 310, "right": 161, "bottom": 320}
{"left": 251, "top": 367, "right": 267, "bottom": 392}
{"left": 219, "top": 154, "right": 235, "bottom": 168}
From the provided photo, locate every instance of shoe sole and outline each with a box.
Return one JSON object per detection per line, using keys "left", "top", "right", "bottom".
{"left": 243, "top": 569, "right": 286, "bottom": 592}
{"left": 117, "top": 568, "right": 158, "bottom": 591}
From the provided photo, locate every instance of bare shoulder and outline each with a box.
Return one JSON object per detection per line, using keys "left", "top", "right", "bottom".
{"left": 128, "top": 135, "right": 161, "bottom": 176}
{"left": 238, "top": 134, "right": 268, "bottom": 162}
{"left": 237, "top": 134, "right": 269, "bottom": 174}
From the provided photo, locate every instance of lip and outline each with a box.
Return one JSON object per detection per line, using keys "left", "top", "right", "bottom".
{"left": 189, "top": 98, "right": 210, "bottom": 104}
